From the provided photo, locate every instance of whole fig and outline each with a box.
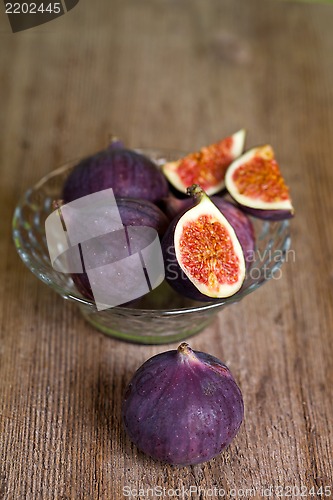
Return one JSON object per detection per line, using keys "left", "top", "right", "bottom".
{"left": 122, "top": 343, "right": 244, "bottom": 466}
{"left": 70, "top": 197, "right": 169, "bottom": 302}
{"left": 63, "top": 145, "right": 169, "bottom": 204}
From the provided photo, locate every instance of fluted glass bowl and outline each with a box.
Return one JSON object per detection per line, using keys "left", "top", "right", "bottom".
{"left": 12, "top": 149, "right": 291, "bottom": 344}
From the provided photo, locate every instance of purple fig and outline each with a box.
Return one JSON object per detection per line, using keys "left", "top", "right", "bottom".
{"left": 122, "top": 342, "right": 244, "bottom": 466}
{"left": 64, "top": 198, "right": 169, "bottom": 302}
{"left": 162, "top": 185, "right": 246, "bottom": 302}
{"left": 225, "top": 145, "right": 294, "bottom": 220}
{"left": 63, "top": 145, "right": 169, "bottom": 204}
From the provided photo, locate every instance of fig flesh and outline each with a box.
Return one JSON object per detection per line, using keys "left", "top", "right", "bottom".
{"left": 162, "top": 129, "right": 246, "bottom": 196}
{"left": 160, "top": 194, "right": 255, "bottom": 267}
{"left": 122, "top": 342, "right": 244, "bottom": 466}
{"left": 212, "top": 197, "right": 255, "bottom": 267}
{"left": 66, "top": 198, "right": 169, "bottom": 302}
{"left": 63, "top": 145, "right": 169, "bottom": 204}
{"left": 225, "top": 145, "right": 294, "bottom": 220}
{"left": 162, "top": 185, "right": 246, "bottom": 301}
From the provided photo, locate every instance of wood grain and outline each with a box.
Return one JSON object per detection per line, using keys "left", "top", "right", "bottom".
{"left": 1, "top": 0, "right": 333, "bottom": 498}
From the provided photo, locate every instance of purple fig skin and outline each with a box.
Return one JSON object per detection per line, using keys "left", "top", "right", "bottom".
{"left": 234, "top": 204, "right": 294, "bottom": 221}
{"left": 117, "top": 198, "right": 170, "bottom": 237}
{"left": 63, "top": 148, "right": 169, "bottom": 204}
{"left": 71, "top": 198, "right": 169, "bottom": 302}
{"left": 158, "top": 194, "right": 193, "bottom": 220}
{"left": 122, "top": 343, "right": 244, "bottom": 466}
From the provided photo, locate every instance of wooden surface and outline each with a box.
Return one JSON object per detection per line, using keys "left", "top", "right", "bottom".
{"left": 1, "top": 1, "right": 333, "bottom": 498}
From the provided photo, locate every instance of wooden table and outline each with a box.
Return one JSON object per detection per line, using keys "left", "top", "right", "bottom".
{"left": 1, "top": 0, "right": 332, "bottom": 498}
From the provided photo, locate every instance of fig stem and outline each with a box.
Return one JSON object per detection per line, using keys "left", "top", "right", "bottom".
{"left": 177, "top": 343, "right": 200, "bottom": 363}
{"left": 52, "top": 199, "right": 64, "bottom": 211}
{"left": 186, "top": 184, "right": 205, "bottom": 200}
{"left": 107, "top": 135, "right": 124, "bottom": 150}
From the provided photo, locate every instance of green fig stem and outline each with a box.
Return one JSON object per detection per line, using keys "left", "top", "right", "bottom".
{"left": 108, "top": 133, "right": 119, "bottom": 143}
{"left": 186, "top": 184, "right": 206, "bottom": 200}
{"left": 52, "top": 199, "right": 64, "bottom": 211}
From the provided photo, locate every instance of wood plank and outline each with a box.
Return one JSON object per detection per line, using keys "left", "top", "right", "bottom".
{"left": 1, "top": 0, "right": 332, "bottom": 497}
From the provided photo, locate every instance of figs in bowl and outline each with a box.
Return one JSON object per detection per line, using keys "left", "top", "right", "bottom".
{"left": 12, "top": 148, "right": 291, "bottom": 344}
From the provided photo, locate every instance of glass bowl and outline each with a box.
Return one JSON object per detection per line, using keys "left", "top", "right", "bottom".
{"left": 12, "top": 149, "right": 291, "bottom": 344}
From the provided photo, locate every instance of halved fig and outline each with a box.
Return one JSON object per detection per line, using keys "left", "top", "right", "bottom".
{"left": 162, "top": 129, "right": 246, "bottom": 196}
{"left": 159, "top": 194, "right": 255, "bottom": 268}
{"left": 162, "top": 185, "right": 246, "bottom": 301}
{"left": 225, "top": 145, "right": 294, "bottom": 220}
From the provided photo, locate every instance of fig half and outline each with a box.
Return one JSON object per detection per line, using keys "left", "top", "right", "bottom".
{"left": 162, "top": 185, "right": 246, "bottom": 301}
{"left": 225, "top": 145, "right": 294, "bottom": 220}
{"left": 162, "top": 129, "right": 246, "bottom": 195}
{"left": 159, "top": 194, "right": 255, "bottom": 268}
{"left": 122, "top": 343, "right": 244, "bottom": 466}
